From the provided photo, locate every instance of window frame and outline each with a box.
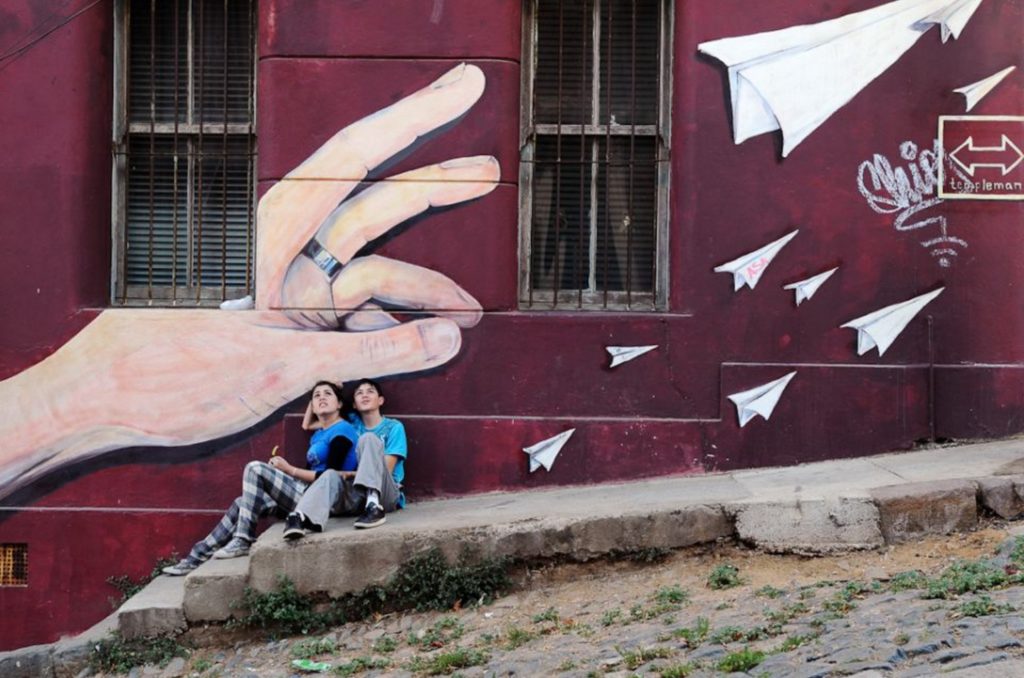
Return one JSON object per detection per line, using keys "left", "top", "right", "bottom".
{"left": 518, "top": 0, "right": 673, "bottom": 311}
{"left": 111, "top": 0, "right": 258, "bottom": 306}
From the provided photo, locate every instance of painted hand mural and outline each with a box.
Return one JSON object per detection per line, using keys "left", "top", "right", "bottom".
{"left": 0, "top": 63, "right": 499, "bottom": 499}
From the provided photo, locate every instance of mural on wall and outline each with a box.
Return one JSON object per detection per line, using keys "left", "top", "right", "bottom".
{"left": 607, "top": 345, "right": 659, "bottom": 369}
{"left": 714, "top": 229, "right": 798, "bottom": 291}
{"left": 840, "top": 287, "right": 945, "bottom": 356}
{"left": 523, "top": 429, "right": 575, "bottom": 473}
{"left": 857, "top": 139, "right": 970, "bottom": 267}
{"left": 954, "top": 65, "right": 1016, "bottom": 112}
{"left": 783, "top": 267, "right": 839, "bottom": 307}
{"left": 727, "top": 371, "right": 797, "bottom": 427}
{"left": 698, "top": 0, "right": 982, "bottom": 157}
{"left": 0, "top": 63, "right": 499, "bottom": 500}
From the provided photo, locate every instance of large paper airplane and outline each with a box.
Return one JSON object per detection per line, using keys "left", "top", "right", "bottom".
{"left": 698, "top": 0, "right": 983, "bottom": 157}
{"left": 714, "top": 230, "right": 798, "bottom": 291}
{"left": 727, "top": 371, "right": 797, "bottom": 427}
{"left": 954, "top": 65, "right": 1015, "bottom": 112}
{"left": 607, "top": 345, "right": 658, "bottom": 368}
{"left": 841, "top": 287, "right": 944, "bottom": 356}
{"left": 523, "top": 429, "right": 575, "bottom": 473}
{"left": 783, "top": 267, "right": 839, "bottom": 306}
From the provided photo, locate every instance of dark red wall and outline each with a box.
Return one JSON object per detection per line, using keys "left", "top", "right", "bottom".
{"left": 1, "top": 0, "right": 1022, "bottom": 650}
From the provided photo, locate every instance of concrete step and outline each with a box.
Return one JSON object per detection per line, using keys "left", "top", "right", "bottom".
{"left": 114, "top": 437, "right": 1024, "bottom": 641}
{"left": 183, "top": 556, "right": 250, "bottom": 623}
{"left": 117, "top": 571, "right": 187, "bottom": 639}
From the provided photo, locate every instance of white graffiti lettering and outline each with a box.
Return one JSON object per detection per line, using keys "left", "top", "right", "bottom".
{"left": 856, "top": 140, "right": 969, "bottom": 267}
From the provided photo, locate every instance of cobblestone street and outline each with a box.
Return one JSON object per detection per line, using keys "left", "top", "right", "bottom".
{"left": 101, "top": 524, "right": 1024, "bottom": 678}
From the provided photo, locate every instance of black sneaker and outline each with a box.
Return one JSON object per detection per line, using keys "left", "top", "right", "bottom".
{"left": 354, "top": 504, "right": 386, "bottom": 529}
{"left": 283, "top": 512, "right": 305, "bottom": 540}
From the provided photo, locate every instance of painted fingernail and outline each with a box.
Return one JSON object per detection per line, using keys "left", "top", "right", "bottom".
{"left": 431, "top": 63, "right": 466, "bottom": 89}
{"left": 421, "top": 321, "right": 461, "bottom": 362}
{"left": 440, "top": 156, "right": 497, "bottom": 169}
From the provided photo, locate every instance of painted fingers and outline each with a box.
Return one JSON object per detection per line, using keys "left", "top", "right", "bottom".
{"left": 255, "top": 64, "right": 488, "bottom": 307}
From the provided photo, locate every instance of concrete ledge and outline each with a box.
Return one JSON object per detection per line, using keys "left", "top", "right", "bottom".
{"left": 118, "top": 573, "right": 187, "bottom": 639}
{"left": 976, "top": 475, "right": 1024, "bottom": 519}
{"left": 729, "top": 497, "right": 884, "bottom": 554}
{"left": 183, "top": 557, "right": 250, "bottom": 623}
{"left": 871, "top": 479, "right": 978, "bottom": 544}
{"left": 0, "top": 611, "right": 117, "bottom": 678}
{"left": 249, "top": 504, "right": 733, "bottom": 597}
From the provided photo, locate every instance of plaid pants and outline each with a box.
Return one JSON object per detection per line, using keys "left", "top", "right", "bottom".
{"left": 185, "top": 461, "right": 307, "bottom": 564}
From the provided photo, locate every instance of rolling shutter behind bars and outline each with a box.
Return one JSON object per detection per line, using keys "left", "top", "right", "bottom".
{"left": 528, "top": 0, "right": 662, "bottom": 306}
{"left": 121, "top": 0, "right": 254, "bottom": 302}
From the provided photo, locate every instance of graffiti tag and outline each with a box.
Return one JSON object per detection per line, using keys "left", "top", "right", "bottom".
{"left": 856, "top": 140, "right": 969, "bottom": 267}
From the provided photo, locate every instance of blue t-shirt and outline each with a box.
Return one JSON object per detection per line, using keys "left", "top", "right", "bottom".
{"left": 307, "top": 419, "right": 359, "bottom": 473}
{"left": 349, "top": 414, "right": 408, "bottom": 485}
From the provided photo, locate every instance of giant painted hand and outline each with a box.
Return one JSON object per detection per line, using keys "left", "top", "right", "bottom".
{"left": 0, "top": 64, "right": 498, "bottom": 498}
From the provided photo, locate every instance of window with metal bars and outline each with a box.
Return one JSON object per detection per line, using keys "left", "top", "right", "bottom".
{"left": 112, "top": 0, "right": 256, "bottom": 305}
{"left": 521, "top": 0, "right": 671, "bottom": 310}
{"left": 0, "top": 544, "right": 27, "bottom": 586}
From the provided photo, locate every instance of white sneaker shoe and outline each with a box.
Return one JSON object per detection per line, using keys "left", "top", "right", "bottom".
{"left": 213, "top": 537, "right": 251, "bottom": 559}
{"left": 162, "top": 559, "right": 200, "bottom": 576}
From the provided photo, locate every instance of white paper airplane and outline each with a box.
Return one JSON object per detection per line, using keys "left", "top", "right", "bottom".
{"left": 714, "top": 230, "right": 798, "bottom": 291}
{"left": 698, "top": 0, "right": 982, "bottom": 157}
{"left": 841, "top": 287, "right": 944, "bottom": 356}
{"left": 523, "top": 429, "right": 575, "bottom": 473}
{"left": 607, "top": 345, "right": 658, "bottom": 368}
{"left": 727, "top": 371, "right": 797, "bottom": 427}
{"left": 783, "top": 267, "right": 839, "bottom": 306}
{"left": 954, "top": 65, "right": 1016, "bottom": 112}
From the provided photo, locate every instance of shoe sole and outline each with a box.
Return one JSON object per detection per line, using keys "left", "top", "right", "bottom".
{"left": 212, "top": 549, "right": 249, "bottom": 559}
{"left": 283, "top": 528, "right": 305, "bottom": 540}
{"left": 354, "top": 516, "right": 386, "bottom": 529}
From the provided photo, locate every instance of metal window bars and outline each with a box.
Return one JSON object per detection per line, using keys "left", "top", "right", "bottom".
{"left": 115, "top": 0, "right": 255, "bottom": 305}
{"left": 525, "top": 0, "right": 665, "bottom": 311}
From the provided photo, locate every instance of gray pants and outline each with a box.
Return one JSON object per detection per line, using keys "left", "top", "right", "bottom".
{"left": 293, "top": 433, "right": 401, "bottom": 529}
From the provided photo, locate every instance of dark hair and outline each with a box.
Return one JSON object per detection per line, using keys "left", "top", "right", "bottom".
{"left": 352, "top": 378, "right": 384, "bottom": 399}
{"left": 310, "top": 380, "right": 344, "bottom": 405}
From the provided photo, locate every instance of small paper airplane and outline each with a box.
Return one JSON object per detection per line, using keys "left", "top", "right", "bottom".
{"left": 607, "top": 345, "right": 658, "bottom": 368}
{"left": 954, "top": 65, "right": 1016, "bottom": 112}
{"left": 714, "top": 230, "right": 798, "bottom": 291}
{"left": 783, "top": 267, "right": 839, "bottom": 306}
{"left": 727, "top": 371, "right": 797, "bottom": 427}
{"left": 841, "top": 287, "right": 944, "bottom": 356}
{"left": 523, "top": 429, "right": 575, "bottom": 473}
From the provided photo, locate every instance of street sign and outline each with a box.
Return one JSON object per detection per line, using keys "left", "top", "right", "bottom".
{"left": 938, "top": 115, "right": 1024, "bottom": 200}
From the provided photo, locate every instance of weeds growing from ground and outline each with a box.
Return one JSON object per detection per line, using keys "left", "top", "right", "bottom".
{"left": 406, "top": 647, "right": 488, "bottom": 675}
{"left": 618, "top": 645, "right": 674, "bottom": 669}
{"left": 754, "top": 585, "right": 785, "bottom": 599}
{"left": 532, "top": 606, "right": 559, "bottom": 623}
{"left": 89, "top": 634, "right": 189, "bottom": 674}
{"left": 707, "top": 564, "right": 742, "bottom": 589}
{"left": 106, "top": 554, "right": 181, "bottom": 608}
{"left": 290, "top": 636, "right": 338, "bottom": 658}
{"left": 505, "top": 625, "right": 537, "bottom": 649}
{"left": 372, "top": 636, "right": 398, "bottom": 653}
{"left": 716, "top": 647, "right": 764, "bottom": 672}
{"left": 235, "top": 548, "right": 511, "bottom": 635}
{"left": 334, "top": 656, "right": 390, "bottom": 676}
{"left": 657, "top": 662, "right": 696, "bottom": 677}
{"left": 955, "top": 595, "right": 1016, "bottom": 617}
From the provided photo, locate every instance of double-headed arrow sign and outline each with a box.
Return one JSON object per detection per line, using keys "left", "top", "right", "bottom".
{"left": 949, "top": 135, "right": 1024, "bottom": 176}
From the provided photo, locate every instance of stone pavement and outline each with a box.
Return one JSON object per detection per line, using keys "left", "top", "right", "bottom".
{"left": 100, "top": 528, "right": 1024, "bottom": 677}
{"left": 5, "top": 436, "right": 1024, "bottom": 677}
